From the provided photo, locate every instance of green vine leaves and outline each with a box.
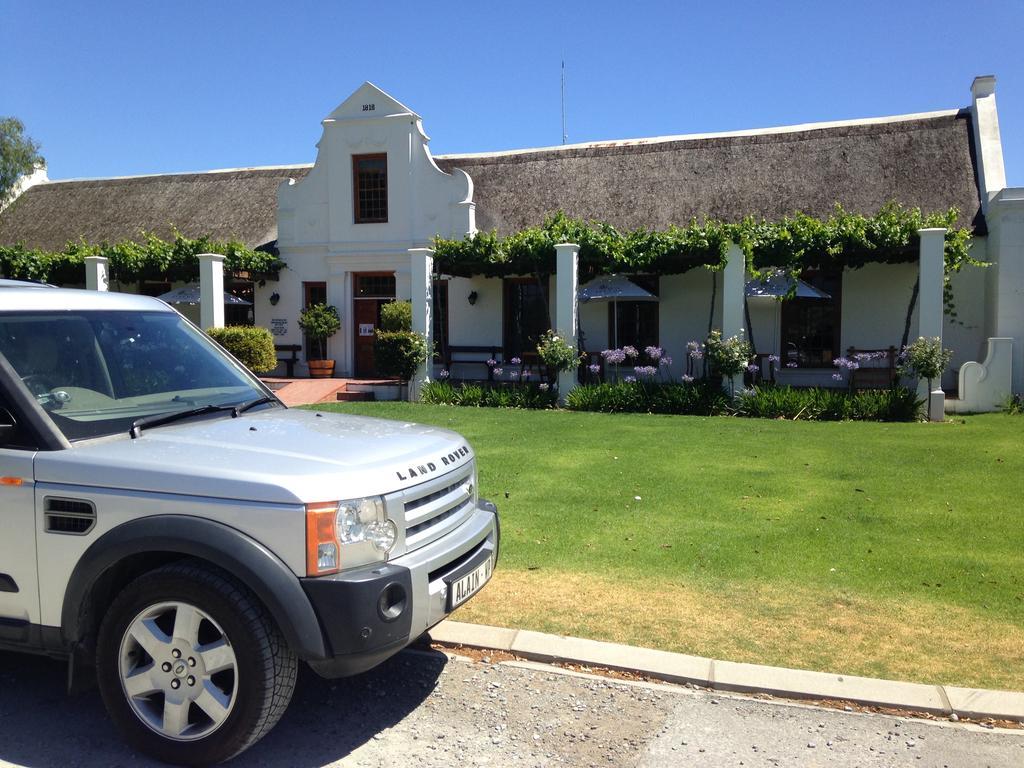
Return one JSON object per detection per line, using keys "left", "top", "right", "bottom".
{"left": 0, "top": 231, "right": 284, "bottom": 285}
{"left": 432, "top": 203, "right": 982, "bottom": 318}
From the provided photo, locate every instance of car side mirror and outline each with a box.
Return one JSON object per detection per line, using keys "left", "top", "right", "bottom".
{"left": 0, "top": 408, "right": 17, "bottom": 444}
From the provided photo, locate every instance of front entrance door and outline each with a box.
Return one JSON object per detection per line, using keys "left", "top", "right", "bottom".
{"left": 352, "top": 273, "right": 396, "bottom": 378}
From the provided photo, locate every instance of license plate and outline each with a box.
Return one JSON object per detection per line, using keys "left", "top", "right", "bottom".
{"left": 446, "top": 554, "right": 493, "bottom": 611}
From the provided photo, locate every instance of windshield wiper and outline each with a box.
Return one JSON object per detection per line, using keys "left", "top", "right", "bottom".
{"left": 129, "top": 404, "right": 236, "bottom": 439}
{"left": 232, "top": 396, "right": 278, "bottom": 417}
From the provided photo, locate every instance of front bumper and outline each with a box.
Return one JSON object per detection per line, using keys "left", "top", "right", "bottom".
{"left": 300, "top": 499, "right": 498, "bottom": 677}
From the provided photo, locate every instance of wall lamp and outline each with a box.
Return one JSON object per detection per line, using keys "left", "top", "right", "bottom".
{"left": 467, "top": 291, "right": 478, "bottom": 306}
{"left": 269, "top": 292, "right": 281, "bottom": 306}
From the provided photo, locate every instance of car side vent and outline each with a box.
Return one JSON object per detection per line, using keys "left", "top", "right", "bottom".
{"left": 44, "top": 497, "right": 96, "bottom": 535}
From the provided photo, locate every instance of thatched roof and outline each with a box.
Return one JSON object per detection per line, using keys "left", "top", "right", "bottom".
{"left": 0, "top": 109, "right": 984, "bottom": 253}
{"left": 435, "top": 109, "right": 984, "bottom": 233}
{"left": 0, "top": 166, "right": 310, "bottom": 251}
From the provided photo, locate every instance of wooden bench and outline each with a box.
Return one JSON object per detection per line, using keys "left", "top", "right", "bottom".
{"left": 274, "top": 344, "right": 302, "bottom": 378}
{"left": 442, "top": 346, "right": 503, "bottom": 381}
{"left": 847, "top": 346, "right": 898, "bottom": 390}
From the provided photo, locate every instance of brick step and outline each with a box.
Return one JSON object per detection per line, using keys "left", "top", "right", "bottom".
{"left": 336, "top": 390, "right": 376, "bottom": 402}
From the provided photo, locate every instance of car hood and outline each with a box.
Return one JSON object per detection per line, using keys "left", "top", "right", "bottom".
{"left": 34, "top": 408, "right": 474, "bottom": 504}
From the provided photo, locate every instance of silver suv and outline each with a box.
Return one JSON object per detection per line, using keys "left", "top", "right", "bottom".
{"left": 0, "top": 283, "right": 498, "bottom": 765}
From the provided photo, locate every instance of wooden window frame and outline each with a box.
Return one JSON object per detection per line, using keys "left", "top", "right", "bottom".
{"left": 352, "top": 153, "right": 388, "bottom": 224}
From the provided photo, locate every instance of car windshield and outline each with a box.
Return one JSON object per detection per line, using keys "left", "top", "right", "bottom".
{"left": 0, "top": 310, "right": 271, "bottom": 441}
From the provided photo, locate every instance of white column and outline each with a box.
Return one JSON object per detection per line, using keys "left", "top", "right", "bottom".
{"left": 917, "top": 228, "right": 946, "bottom": 419}
{"left": 84, "top": 256, "right": 109, "bottom": 291}
{"left": 721, "top": 242, "right": 746, "bottom": 394}
{"left": 555, "top": 243, "right": 580, "bottom": 400}
{"left": 409, "top": 248, "right": 434, "bottom": 401}
{"left": 198, "top": 253, "right": 226, "bottom": 329}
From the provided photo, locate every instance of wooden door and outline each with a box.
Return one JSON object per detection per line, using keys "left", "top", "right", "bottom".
{"left": 353, "top": 299, "right": 380, "bottom": 377}
{"left": 352, "top": 273, "right": 396, "bottom": 377}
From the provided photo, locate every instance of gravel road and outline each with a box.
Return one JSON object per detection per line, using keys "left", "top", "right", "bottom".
{"left": 1, "top": 648, "right": 1022, "bottom": 767}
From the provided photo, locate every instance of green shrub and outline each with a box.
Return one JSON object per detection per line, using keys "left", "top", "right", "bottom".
{"left": 374, "top": 330, "right": 428, "bottom": 381}
{"left": 206, "top": 326, "right": 276, "bottom": 373}
{"left": 733, "top": 386, "right": 921, "bottom": 421}
{"left": 1003, "top": 394, "right": 1024, "bottom": 415}
{"left": 565, "top": 381, "right": 730, "bottom": 416}
{"left": 704, "top": 329, "right": 752, "bottom": 379}
{"left": 379, "top": 300, "right": 412, "bottom": 332}
{"left": 536, "top": 330, "right": 580, "bottom": 385}
{"left": 421, "top": 381, "right": 557, "bottom": 409}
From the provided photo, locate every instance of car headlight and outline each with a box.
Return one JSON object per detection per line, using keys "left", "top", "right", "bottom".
{"left": 306, "top": 496, "right": 396, "bottom": 575}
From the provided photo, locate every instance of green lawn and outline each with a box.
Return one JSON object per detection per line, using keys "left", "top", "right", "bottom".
{"left": 309, "top": 402, "right": 1024, "bottom": 690}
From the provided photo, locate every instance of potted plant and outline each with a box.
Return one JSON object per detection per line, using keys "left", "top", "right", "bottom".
{"left": 298, "top": 303, "right": 341, "bottom": 378}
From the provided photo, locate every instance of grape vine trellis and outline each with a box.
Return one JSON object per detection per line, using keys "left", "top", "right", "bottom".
{"left": 0, "top": 232, "right": 284, "bottom": 286}
{"left": 432, "top": 204, "right": 981, "bottom": 319}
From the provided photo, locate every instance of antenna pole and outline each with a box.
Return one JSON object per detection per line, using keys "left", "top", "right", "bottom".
{"left": 561, "top": 59, "right": 567, "bottom": 144}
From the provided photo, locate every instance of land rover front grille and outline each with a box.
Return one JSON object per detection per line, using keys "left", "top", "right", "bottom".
{"left": 386, "top": 461, "right": 476, "bottom": 555}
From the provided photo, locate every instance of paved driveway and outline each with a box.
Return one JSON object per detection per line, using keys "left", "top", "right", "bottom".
{"left": 1, "top": 649, "right": 1022, "bottom": 767}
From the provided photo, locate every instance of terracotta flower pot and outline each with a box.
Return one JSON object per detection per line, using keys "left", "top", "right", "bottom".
{"left": 308, "top": 359, "right": 335, "bottom": 378}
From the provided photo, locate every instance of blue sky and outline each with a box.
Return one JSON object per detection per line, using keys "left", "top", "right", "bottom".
{"left": 3, "top": 0, "right": 1023, "bottom": 188}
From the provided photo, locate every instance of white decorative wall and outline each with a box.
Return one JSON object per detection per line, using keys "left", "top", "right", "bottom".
{"left": 256, "top": 82, "right": 474, "bottom": 376}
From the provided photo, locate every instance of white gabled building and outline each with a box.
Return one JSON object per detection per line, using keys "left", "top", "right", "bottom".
{"left": 2, "top": 77, "right": 1022, "bottom": 405}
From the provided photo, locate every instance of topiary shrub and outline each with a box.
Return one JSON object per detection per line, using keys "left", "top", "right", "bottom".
{"left": 206, "top": 326, "right": 277, "bottom": 373}
{"left": 297, "top": 303, "right": 340, "bottom": 360}
{"left": 379, "top": 300, "right": 413, "bottom": 332}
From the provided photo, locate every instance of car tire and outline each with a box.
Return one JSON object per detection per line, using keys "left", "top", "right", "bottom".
{"left": 95, "top": 560, "right": 297, "bottom": 766}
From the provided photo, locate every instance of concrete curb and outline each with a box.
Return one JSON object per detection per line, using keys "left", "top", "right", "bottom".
{"left": 428, "top": 620, "right": 1024, "bottom": 723}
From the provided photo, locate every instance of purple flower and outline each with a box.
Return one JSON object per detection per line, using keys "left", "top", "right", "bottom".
{"left": 510, "top": 357, "right": 522, "bottom": 365}
{"left": 681, "top": 374, "right": 695, "bottom": 383}
{"left": 588, "top": 363, "right": 601, "bottom": 374}
{"left": 746, "top": 363, "right": 759, "bottom": 374}
{"left": 486, "top": 358, "right": 497, "bottom": 367}
{"left": 508, "top": 369, "right": 517, "bottom": 378}
{"left": 623, "top": 376, "right": 637, "bottom": 383}
{"left": 439, "top": 369, "right": 450, "bottom": 379}
{"left": 622, "top": 346, "right": 639, "bottom": 359}
{"left": 832, "top": 373, "right": 843, "bottom": 381}
{"left": 786, "top": 362, "right": 798, "bottom": 368}
{"left": 538, "top": 383, "right": 549, "bottom": 391}
{"left": 601, "top": 348, "right": 626, "bottom": 364}
{"left": 767, "top": 354, "right": 780, "bottom": 364}
{"left": 644, "top": 346, "right": 663, "bottom": 361}
{"left": 492, "top": 367, "right": 503, "bottom": 376}
{"left": 522, "top": 370, "right": 530, "bottom": 379}
{"left": 633, "top": 366, "right": 658, "bottom": 379}
{"left": 659, "top": 356, "right": 673, "bottom": 368}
